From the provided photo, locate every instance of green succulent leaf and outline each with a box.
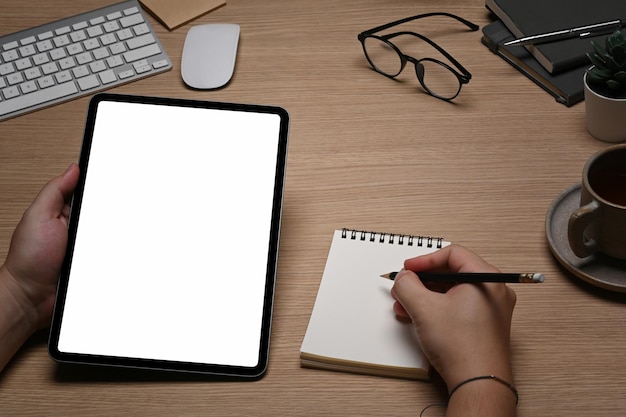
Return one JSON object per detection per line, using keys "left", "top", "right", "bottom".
{"left": 615, "top": 71, "right": 626, "bottom": 83}
{"left": 587, "top": 52, "right": 609, "bottom": 70}
{"left": 587, "top": 67, "right": 611, "bottom": 84}
{"left": 606, "top": 79, "right": 622, "bottom": 90}
{"left": 606, "top": 32, "right": 618, "bottom": 50}
{"left": 607, "top": 55, "right": 621, "bottom": 70}
{"left": 606, "top": 30, "right": 626, "bottom": 52}
{"left": 613, "top": 45, "right": 626, "bottom": 66}
{"left": 590, "top": 41, "right": 609, "bottom": 64}
{"left": 593, "top": 67, "right": 614, "bottom": 78}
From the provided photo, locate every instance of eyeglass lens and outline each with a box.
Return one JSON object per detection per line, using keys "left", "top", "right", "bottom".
{"left": 363, "top": 37, "right": 403, "bottom": 76}
{"left": 416, "top": 60, "right": 461, "bottom": 99}
{"left": 363, "top": 37, "right": 461, "bottom": 100}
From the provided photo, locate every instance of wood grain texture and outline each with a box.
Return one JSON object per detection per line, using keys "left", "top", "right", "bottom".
{"left": 1, "top": 1, "right": 624, "bottom": 416}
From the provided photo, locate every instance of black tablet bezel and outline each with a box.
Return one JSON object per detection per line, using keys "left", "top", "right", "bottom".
{"left": 48, "top": 93, "right": 289, "bottom": 378}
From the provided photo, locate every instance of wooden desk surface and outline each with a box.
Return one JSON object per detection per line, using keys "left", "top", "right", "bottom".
{"left": 1, "top": 0, "right": 625, "bottom": 415}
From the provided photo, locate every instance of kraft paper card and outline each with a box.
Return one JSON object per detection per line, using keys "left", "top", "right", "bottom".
{"left": 140, "top": 0, "right": 226, "bottom": 30}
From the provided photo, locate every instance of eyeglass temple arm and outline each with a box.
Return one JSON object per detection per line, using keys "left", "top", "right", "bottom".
{"left": 359, "top": 12, "right": 478, "bottom": 37}
{"left": 382, "top": 31, "right": 472, "bottom": 79}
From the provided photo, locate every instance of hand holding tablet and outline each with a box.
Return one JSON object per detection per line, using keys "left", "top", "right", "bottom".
{"left": 49, "top": 94, "right": 289, "bottom": 378}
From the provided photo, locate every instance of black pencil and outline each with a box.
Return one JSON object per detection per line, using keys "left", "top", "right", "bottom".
{"left": 380, "top": 271, "right": 544, "bottom": 283}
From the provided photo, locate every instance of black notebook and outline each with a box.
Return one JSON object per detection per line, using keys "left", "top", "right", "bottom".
{"left": 485, "top": 0, "right": 626, "bottom": 74}
{"left": 482, "top": 20, "right": 586, "bottom": 107}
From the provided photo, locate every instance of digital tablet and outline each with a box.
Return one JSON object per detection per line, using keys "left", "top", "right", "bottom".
{"left": 49, "top": 94, "right": 289, "bottom": 378}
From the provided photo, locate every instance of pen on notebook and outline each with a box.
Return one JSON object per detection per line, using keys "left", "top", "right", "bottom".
{"left": 380, "top": 271, "right": 545, "bottom": 283}
{"left": 503, "top": 19, "right": 622, "bottom": 46}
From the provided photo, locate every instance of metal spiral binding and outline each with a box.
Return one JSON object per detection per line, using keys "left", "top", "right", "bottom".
{"left": 341, "top": 228, "right": 443, "bottom": 248}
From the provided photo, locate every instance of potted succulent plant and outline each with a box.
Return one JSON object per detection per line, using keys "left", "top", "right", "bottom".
{"left": 584, "top": 30, "right": 626, "bottom": 142}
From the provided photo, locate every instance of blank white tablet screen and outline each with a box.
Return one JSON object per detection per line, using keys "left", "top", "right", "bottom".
{"left": 57, "top": 100, "right": 281, "bottom": 367}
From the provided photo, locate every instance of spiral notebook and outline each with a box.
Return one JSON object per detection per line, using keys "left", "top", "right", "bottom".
{"left": 300, "top": 228, "right": 450, "bottom": 380}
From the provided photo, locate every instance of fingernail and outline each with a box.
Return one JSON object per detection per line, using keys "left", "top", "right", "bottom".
{"left": 63, "top": 163, "right": 77, "bottom": 175}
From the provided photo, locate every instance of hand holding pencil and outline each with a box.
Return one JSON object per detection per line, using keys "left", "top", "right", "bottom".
{"left": 390, "top": 244, "right": 518, "bottom": 417}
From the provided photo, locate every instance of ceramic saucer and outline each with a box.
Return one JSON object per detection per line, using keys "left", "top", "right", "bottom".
{"left": 545, "top": 184, "right": 626, "bottom": 292}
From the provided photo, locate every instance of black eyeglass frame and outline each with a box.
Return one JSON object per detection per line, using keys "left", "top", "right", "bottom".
{"left": 357, "top": 12, "right": 479, "bottom": 101}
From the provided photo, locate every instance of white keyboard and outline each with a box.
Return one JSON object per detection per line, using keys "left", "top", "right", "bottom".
{"left": 0, "top": 0, "right": 172, "bottom": 122}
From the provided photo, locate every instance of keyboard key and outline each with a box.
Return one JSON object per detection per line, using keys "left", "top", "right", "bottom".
{"left": 89, "top": 60, "right": 106, "bottom": 73}
{"left": 90, "top": 16, "right": 105, "bottom": 25}
{"left": 72, "top": 65, "right": 89, "bottom": 78}
{"left": 99, "top": 69, "right": 116, "bottom": 84}
{"left": 55, "top": 26, "right": 71, "bottom": 35}
{"left": 53, "top": 35, "right": 70, "bottom": 48}
{"left": 100, "top": 34, "right": 117, "bottom": 46}
{"left": 76, "top": 52, "right": 93, "bottom": 65}
{"left": 107, "top": 11, "right": 123, "bottom": 20}
{"left": 70, "top": 30, "right": 87, "bottom": 43}
{"left": 127, "top": 33, "right": 155, "bottom": 50}
{"left": 123, "top": 43, "right": 161, "bottom": 62}
{"left": 2, "top": 50, "right": 19, "bottom": 62}
{"left": 133, "top": 24, "right": 150, "bottom": 36}
{"left": 117, "top": 28, "right": 133, "bottom": 41}
{"left": 153, "top": 59, "right": 169, "bottom": 69}
{"left": 0, "top": 63, "right": 15, "bottom": 76}
{"left": 77, "top": 74, "right": 99, "bottom": 90}
{"left": 118, "top": 69, "right": 134, "bottom": 79}
{"left": 16, "top": 58, "right": 32, "bottom": 71}
{"left": 87, "top": 26, "right": 104, "bottom": 38}
{"left": 0, "top": 81, "right": 78, "bottom": 116}
{"left": 3, "top": 86, "right": 20, "bottom": 99}
{"left": 20, "top": 80, "right": 37, "bottom": 94}
{"left": 109, "top": 42, "right": 126, "bottom": 55}
{"left": 135, "top": 65, "right": 151, "bottom": 74}
{"left": 120, "top": 14, "right": 144, "bottom": 28}
{"left": 33, "top": 53, "right": 50, "bottom": 65}
{"left": 19, "top": 45, "right": 37, "bottom": 57}
{"left": 106, "top": 55, "right": 124, "bottom": 67}
{"left": 73, "top": 21, "right": 88, "bottom": 31}
{"left": 20, "top": 36, "right": 36, "bottom": 45}
{"left": 42, "top": 62, "right": 59, "bottom": 75}
{"left": 38, "top": 31, "right": 54, "bottom": 41}
{"left": 59, "top": 57, "right": 76, "bottom": 70}
{"left": 3, "top": 41, "right": 19, "bottom": 51}
{"left": 7, "top": 73, "right": 24, "bottom": 85}
{"left": 36, "top": 39, "right": 54, "bottom": 52}
{"left": 55, "top": 71, "right": 72, "bottom": 83}
{"left": 124, "top": 6, "right": 139, "bottom": 15}
{"left": 24, "top": 67, "right": 42, "bottom": 80}
{"left": 67, "top": 43, "right": 84, "bottom": 55}
{"left": 93, "top": 47, "right": 110, "bottom": 60}
{"left": 103, "top": 21, "right": 120, "bottom": 33}
{"left": 37, "top": 75, "right": 55, "bottom": 89}
{"left": 83, "top": 39, "right": 100, "bottom": 50}
{"left": 50, "top": 48, "right": 67, "bottom": 60}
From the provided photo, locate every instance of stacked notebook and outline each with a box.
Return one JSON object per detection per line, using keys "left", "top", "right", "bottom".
{"left": 483, "top": 0, "right": 626, "bottom": 107}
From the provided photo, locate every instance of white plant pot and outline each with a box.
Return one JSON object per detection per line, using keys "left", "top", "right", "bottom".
{"left": 584, "top": 72, "right": 626, "bottom": 143}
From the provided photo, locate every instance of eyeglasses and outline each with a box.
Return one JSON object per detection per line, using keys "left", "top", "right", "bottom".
{"left": 358, "top": 12, "right": 478, "bottom": 101}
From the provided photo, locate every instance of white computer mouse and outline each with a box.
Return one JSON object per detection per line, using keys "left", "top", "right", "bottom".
{"left": 181, "top": 23, "right": 240, "bottom": 89}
